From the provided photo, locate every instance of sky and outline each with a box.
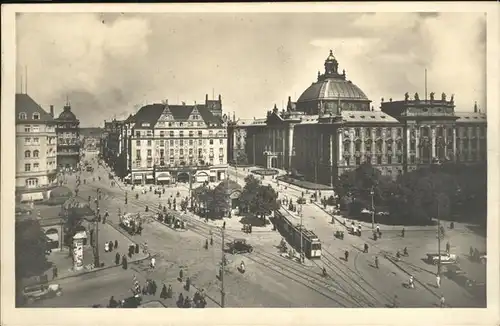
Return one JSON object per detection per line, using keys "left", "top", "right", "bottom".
{"left": 16, "top": 12, "right": 486, "bottom": 127}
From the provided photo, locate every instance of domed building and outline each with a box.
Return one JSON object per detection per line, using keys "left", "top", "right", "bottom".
{"left": 55, "top": 101, "right": 81, "bottom": 171}
{"left": 228, "top": 50, "right": 487, "bottom": 186}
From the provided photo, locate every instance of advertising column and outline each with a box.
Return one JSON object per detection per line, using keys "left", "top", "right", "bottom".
{"left": 72, "top": 233, "right": 85, "bottom": 271}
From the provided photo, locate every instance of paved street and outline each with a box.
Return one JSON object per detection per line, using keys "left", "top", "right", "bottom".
{"left": 36, "top": 155, "right": 486, "bottom": 308}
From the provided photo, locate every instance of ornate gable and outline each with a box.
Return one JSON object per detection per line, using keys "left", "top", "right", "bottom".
{"left": 155, "top": 105, "right": 173, "bottom": 128}
{"left": 188, "top": 105, "right": 202, "bottom": 121}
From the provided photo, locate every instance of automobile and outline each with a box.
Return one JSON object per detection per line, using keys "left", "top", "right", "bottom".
{"left": 120, "top": 295, "right": 142, "bottom": 308}
{"left": 22, "top": 283, "right": 62, "bottom": 304}
{"left": 479, "top": 252, "right": 486, "bottom": 264}
{"left": 426, "top": 252, "right": 458, "bottom": 265}
{"left": 229, "top": 239, "right": 253, "bottom": 254}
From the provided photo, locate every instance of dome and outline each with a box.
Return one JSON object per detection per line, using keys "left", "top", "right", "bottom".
{"left": 57, "top": 105, "right": 77, "bottom": 121}
{"left": 297, "top": 49, "right": 369, "bottom": 103}
{"left": 297, "top": 78, "right": 369, "bottom": 102}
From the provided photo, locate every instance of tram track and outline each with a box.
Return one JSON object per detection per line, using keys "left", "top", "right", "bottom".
{"left": 86, "top": 184, "right": 369, "bottom": 307}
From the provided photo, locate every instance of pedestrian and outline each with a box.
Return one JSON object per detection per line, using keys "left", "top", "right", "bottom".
{"left": 152, "top": 280, "right": 157, "bottom": 295}
{"left": 135, "top": 243, "right": 140, "bottom": 254}
{"left": 109, "top": 241, "right": 114, "bottom": 252}
{"left": 440, "top": 294, "right": 446, "bottom": 308}
{"left": 177, "top": 293, "right": 184, "bottom": 308}
{"left": 469, "top": 246, "right": 474, "bottom": 258}
{"left": 115, "top": 240, "right": 118, "bottom": 249}
{"left": 150, "top": 257, "right": 156, "bottom": 269}
{"left": 160, "top": 284, "right": 167, "bottom": 299}
{"left": 115, "top": 252, "right": 120, "bottom": 265}
{"left": 436, "top": 274, "right": 441, "bottom": 288}
{"left": 108, "top": 296, "right": 118, "bottom": 308}
{"left": 392, "top": 295, "right": 398, "bottom": 308}
{"left": 122, "top": 255, "right": 128, "bottom": 270}
{"left": 446, "top": 242, "right": 450, "bottom": 254}
{"left": 401, "top": 227, "right": 405, "bottom": 238}
{"left": 185, "top": 277, "right": 191, "bottom": 291}
{"left": 363, "top": 243, "right": 369, "bottom": 253}
{"left": 375, "top": 256, "right": 379, "bottom": 269}
{"left": 205, "top": 239, "right": 209, "bottom": 250}
{"left": 184, "top": 296, "right": 192, "bottom": 308}
{"left": 52, "top": 265, "right": 58, "bottom": 279}
{"left": 179, "top": 268, "right": 184, "bottom": 281}
{"left": 167, "top": 284, "right": 173, "bottom": 298}
{"left": 210, "top": 236, "right": 213, "bottom": 246}
{"left": 376, "top": 224, "right": 380, "bottom": 235}
{"left": 344, "top": 250, "right": 349, "bottom": 262}
{"left": 223, "top": 221, "right": 226, "bottom": 229}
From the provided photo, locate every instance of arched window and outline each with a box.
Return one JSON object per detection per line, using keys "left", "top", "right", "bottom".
{"left": 24, "top": 150, "right": 31, "bottom": 158}
{"left": 19, "top": 112, "right": 27, "bottom": 120}
{"left": 33, "top": 150, "right": 39, "bottom": 158}
{"left": 33, "top": 113, "right": 40, "bottom": 120}
{"left": 25, "top": 178, "right": 39, "bottom": 188}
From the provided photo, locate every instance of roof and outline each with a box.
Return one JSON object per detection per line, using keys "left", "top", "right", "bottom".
{"left": 234, "top": 118, "right": 267, "bottom": 127}
{"left": 455, "top": 111, "right": 487, "bottom": 123}
{"left": 16, "top": 93, "right": 54, "bottom": 123}
{"left": 133, "top": 102, "right": 224, "bottom": 128}
{"left": 80, "top": 127, "right": 103, "bottom": 137}
{"left": 298, "top": 78, "right": 369, "bottom": 103}
{"left": 57, "top": 105, "right": 78, "bottom": 121}
{"left": 341, "top": 110, "right": 399, "bottom": 123}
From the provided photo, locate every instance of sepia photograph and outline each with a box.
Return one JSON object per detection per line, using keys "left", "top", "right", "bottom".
{"left": 1, "top": 3, "right": 499, "bottom": 326}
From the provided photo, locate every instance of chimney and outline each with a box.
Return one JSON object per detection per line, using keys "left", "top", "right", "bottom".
{"left": 218, "top": 94, "right": 222, "bottom": 103}
{"left": 474, "top": 101, "right": 478, "bottom": 113}
{"left": 206, "top": 94, "right": 208, "bottom": 102}
{"left": 50, "top": 105, "right": 54, "bottom": 117}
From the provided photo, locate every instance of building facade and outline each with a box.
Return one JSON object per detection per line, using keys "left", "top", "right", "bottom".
{"left": 15, "top": 94, "right": 58, "bottom": 202}
{"left": 55, "top": 102, "right": 80, "bottom": 170}
{"left": 101, "top": 119, "right": 125, "bottom": 174}
{"left": 118, "top": 94, "right": 228, "bottom": 185}
{"left": 228, "top": 50, "right": 487, "bottom": 186}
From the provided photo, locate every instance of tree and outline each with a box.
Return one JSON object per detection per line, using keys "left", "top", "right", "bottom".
{"left": 236, "top": 151, "right": 248, "bottom": 165}
{"left": 15, "top": 219, "right": 50, "bottom": 279}
{"left": 240, "top": 175, "right": 279, "bottom": 219}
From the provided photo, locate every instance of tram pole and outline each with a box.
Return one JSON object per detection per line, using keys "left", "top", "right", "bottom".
{"left": 300, "top": 202, "right": 303, "bottom": 263}
{"left": 221, "top": 226, "right": 226, "bottom": 308}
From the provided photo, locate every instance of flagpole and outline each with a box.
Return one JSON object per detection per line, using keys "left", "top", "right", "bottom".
{"left": 425, "top": 69, "right": 428, "bottom": 101}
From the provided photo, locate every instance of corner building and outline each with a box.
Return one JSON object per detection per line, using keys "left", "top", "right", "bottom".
{"left": 54, "top": 102, "right": 81, "bottom": 170}
{"left": 15, "top": 94, "right": 58, "bottom": 202}
{"left": 126, "top": 95, "right": 228, "bottom": 185}
{"left": 228, "top": 50, "right": 487, "bottom": 186}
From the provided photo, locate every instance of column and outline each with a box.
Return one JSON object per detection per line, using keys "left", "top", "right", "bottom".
{"left": 443, "top": 127, "right": 447, "bottom": 160}
{"left": 415, "top": 128, "right": 420, "bottom": 161}
{"left": 350, "top": 129, "right": 355, "bottom": 163}
{"left": 288, "top": 125, "right": 294, "bottom": 171}
{"left": 476, "top": 128, "right": 481, "bottom": 161}
{"left": 406, "top": 127, "right": 410, "bottom": 164}
{"left": 453, "top": 128, "right": 457, "bottom": 162}
{"left": 431, "top": 127, "right": 436, "bottom": 159}
{"left": 338, "top": 129, "right": 343, "bottom": 163}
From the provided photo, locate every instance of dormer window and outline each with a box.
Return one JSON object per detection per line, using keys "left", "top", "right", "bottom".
{"left": 33, "top": 113, "right": 40, "bottom": 120}
{"left": 19, "top": 112, "right": 27, "bottom": 120}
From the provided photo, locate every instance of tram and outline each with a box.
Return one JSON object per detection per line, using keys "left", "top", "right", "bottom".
{"left": 273, "top": 209, "right": 322, "bottom": 259}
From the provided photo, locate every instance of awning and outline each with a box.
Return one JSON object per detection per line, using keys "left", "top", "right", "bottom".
{"left": 134, "top": 175, "right": 142, "bottom": 180}
{"left": 46, "top": 233, "right": 59, "bottom": 242}
{"left": 146, "top": 175, "right": 154, "bottom": 180}
{"left": 156, "top": 173, "right": 171, "bottom": 181}
{"left": 210, "top": 171, "right": 217, "bottom": 177}
{"left": 20, "top": 192, "right": 44, "bottom": 202}
{"left": 74, "top": 230, "right": 87, "bottom": 239}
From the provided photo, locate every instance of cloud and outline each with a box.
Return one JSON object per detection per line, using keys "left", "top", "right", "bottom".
{"left": 16, "top": 12, "right": 486, "bottom": 126}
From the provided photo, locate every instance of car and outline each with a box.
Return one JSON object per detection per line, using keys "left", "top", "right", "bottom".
{"left": 479, "top": 253, "right": 486, "bottom": 264}
{"left": 23, "top": 283, "right": 62, "bottom": 304}
{"left": 426, "top": 252, "right": 458, "bottom": 265}
{"left": 229, "top": 239, "right": 253, "bottom": 254}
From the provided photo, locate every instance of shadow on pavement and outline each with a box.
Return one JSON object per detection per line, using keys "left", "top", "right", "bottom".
{"left": 465, "top": 225, "right": 486, "bottom": 237}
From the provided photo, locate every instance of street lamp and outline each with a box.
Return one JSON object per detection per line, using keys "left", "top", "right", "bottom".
{"left": 370, "top": 186, "right": 375, "bottom": 230}
{"left": 93, "top": 193, "right": 100, "bottom": 267}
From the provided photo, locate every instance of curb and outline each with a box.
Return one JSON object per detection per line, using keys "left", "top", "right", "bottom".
{"left": 53, "top": 255, "right": 151, "bottom": 282}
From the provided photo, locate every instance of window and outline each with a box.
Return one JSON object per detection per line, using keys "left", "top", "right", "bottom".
{"left": 33, "top": 163, "right": 39, "bottom": 171}
{"left": 25, "top": 178, "right": 38, "bottom": 187}
{"left": 377, "top": 156, "right": 382, "bottom": 165}
{"left": 160, "top": 131, "right": 165, "bottom": 137}
{"left": 387, "top": 142, "right": 393, "bottom": 152}
{"left": 179, "top": 149, "right": 184, "bottom": 156}
{"left": 209, "top": 131, "right": 214, "bottom": 137}
{"left": 32, "top": 113, "right": 40, "bottom": 120}
{"left": 189, "top": 131, "right": 194, "bottom": 137}
{"left": 376, "top": 140, "right": 382, "bottom": 152}
{"left": 397, "top": 142, "right": 402, "bottom": 151}
{"left": 180, "top": 131, "right": 184, "bottom": 138}
{"left": 24, "top": 126, "right": 31, "bottom": 132}
{"left": 135, "top": 131, "right": 140, "bottom": 137}
{"left": 198, "top": 139, "right": 202, "bottom": 146}
{"left": 365, "top": 142, "right": 372, "bottom": 152}
{"left": 355, "top": 142, "right": 361, "bottom": 152}
{"left": 365, "top": 128, "right": 371, "bottom": 137}
{"left": 147, "top": 140, "right": 152, "bottom": 146}
{"left": 33, "top": 138, "right": 39, "bottom": 144}
{"left": 19, "top": 112, "right": 27, "bottom": 120}
{"left": 375, "top": 128, "right": 381, "bottom": 137}
{"left": 355, "top": 128, "right": 360, "bottom": 137}
{"left": 189, "top": 148, "right": 193, "bottom": 155}
{"left": 147, "top": 130, "right": 152, "bottom": 137}
{"left": 25, "top": 163, "right": 31, "bottom": 172}
{"left": 410, "top": 141, "right": 415, "bottom": 151}
{"left": 170, "top": 131, "right": 174, "bottom": 137}
{"left": 180, "top": 140, "right": 184, "bottom": 146}
{"left": 198, "top": 131, "right": 203, "bottom": 137}
{"left": 397, "top": 155, "right": 402, "bottom": 164}
{"left": 170, "top": 149, "right": 174, "bottom": 156}
{"left": 147, "top": 149, "right": 152, "bottom": 157}
{"left": 159, "top": 140, "right": 164, "bottom": 147}
{"left": 25, "top": 138, "right": 31, "bottom": 144}
{"left": 136, "top": 140, "right": 141, "bottom": 146}
{"left": 345, "top": 157, "right": 350, "bottom": 166}
{"left": 355, "top": 157, "right": 361, "bottom": 165}
{"left": 209, "top": 139, "right": 214, "bottom": 145}
{"left": 170, "top": 140, "right": 174, "bottom": 146}
{"left": 410, "top": 155, "right": 415, "bottom": 164}
{"left": 189, "top": 139, "right": 193, "bottom": 146}
{"left": 24, "top": 150, "right": 31, "bottom": 158}
{"left": 219, "top": 139, "right": 223, "bottom": 145}
{"left": 210, "top": 148, "right": 214, "bottom": 155}
{"left": 219, "top": 148, "right": 224, "bottom": 155}
{"left": 198, "top": 149, "right": 203, "bottom": 157}
{"left": 159, "top": 149, "right": 164, "bottom": 157}
{"left": 387, "top": 155, "right": 392, "bottom": 164}
{"left": 32, "top": 125, "right": 40, "bottom": 132}
{"left": 33, "top": 150, "right": 39, "bottom": 158}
